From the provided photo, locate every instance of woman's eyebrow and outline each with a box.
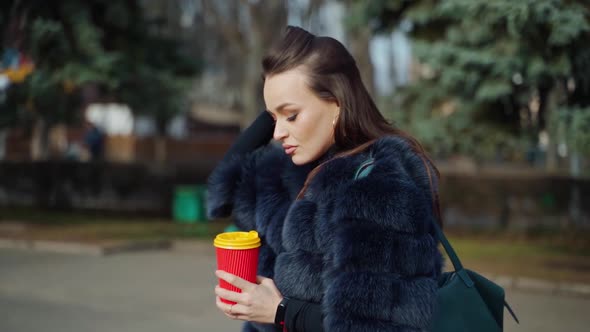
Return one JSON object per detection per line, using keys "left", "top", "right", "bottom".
{"left": 272, "top": 103, "right": 297, "bottom": 113}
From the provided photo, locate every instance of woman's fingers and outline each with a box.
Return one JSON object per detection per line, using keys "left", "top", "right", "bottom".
{"left": 215, "top": 296, "right": 236, "bottom": 318}
{"left": 215, "top": 271, "right": 282, "bottom": 324}
{"left": 256, "top": 275, "right": 268, "bottom": 283}
{"left": 216, "top": 270, "right": 254, "bottom": 291}
{"left": 215, "top": 296, "right": 229, "bottom": 311}
{"left": 256, "top": 275, "right": 279, "bottom": 291}
{"left": 216, "top": 296, "right": 246, "bottom": 320}
{"left": 215, "top": 285, "right": 243, "bottom": 304}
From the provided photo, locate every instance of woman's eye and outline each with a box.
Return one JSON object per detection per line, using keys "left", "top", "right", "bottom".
{"left": 266, "top": 111, "right": 277, "bottom": 122}
{"left": 287, "top": 114, "right": 298, "bottom": 122}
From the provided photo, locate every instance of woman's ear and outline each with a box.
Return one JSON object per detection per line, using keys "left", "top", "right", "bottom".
{"left": 333, "top": 98, "right": 341, "bottom": 108}
{"left": 332, "top": 107, "right": 340, "bottom": 127}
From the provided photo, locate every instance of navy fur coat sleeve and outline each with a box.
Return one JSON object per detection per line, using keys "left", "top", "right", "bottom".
{"left": 208, "top": 143, "right": 316, "bottom": 332}
{"left": 207, "top": 136, "right": 443, "bottom": 332}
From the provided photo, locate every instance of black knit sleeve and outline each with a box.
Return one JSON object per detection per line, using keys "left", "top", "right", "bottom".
{"left": 284, "top": 298, "right": 324, "bottom": 332}
{"left": 206, "top": 112, "right": 274, "bottom": 224}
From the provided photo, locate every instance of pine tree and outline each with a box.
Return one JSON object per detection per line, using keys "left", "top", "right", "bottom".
{"left": 352, "top": 0, "right": 590, "bottom": 163}
{"left": 0, "top": 0, "right": 200, "bottom": 158}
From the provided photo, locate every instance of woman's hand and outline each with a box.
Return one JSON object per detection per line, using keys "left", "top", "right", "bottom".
{"left": 214, "top": 270, "right": 283, "bottom": 324}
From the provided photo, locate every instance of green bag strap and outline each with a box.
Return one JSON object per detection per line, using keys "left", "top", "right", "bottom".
{"left": 353, "top": 157, "right": 468, "bottom": 278}
{"left": 354, "top": 156, "right": 519, "bottom": 323}
{"left": 418, "top": 157, "right": 522, "bottom": 324}
{"left": 354, "top": 158, "right": 376, "bottom": 180}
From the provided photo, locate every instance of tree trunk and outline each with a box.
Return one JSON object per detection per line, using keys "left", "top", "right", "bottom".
{"left": 542, "top": 84, "right": 563, "bottom": 172}
{"left": 30, "top": 117, "right": 49, "bottom": 160}
{"left": 154, "top": 135, "right": 167, "bottom": 164}
{"left": 241, "top": 53, "right": 261, "bottom": 128}
{"left": 568, "top": 151, "right": 582, "bottom": 228}
{"left": 200, "top": 1, "right": 286, "bottom": 128}
{"left": 240, "top": 1, "right": 287, "bottom": 127}
{"left": 349, "top": 27, "right": 375, "bottom": 98}
{"left": 241, "top": 15, "right": 263, "bottom": 128}
{"left": 0, "top": 129, "right": 7, "bottom": 160}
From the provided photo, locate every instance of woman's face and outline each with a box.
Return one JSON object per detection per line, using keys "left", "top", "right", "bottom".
{"left": 264, "top": 68, "right": 340, "bottom": 165}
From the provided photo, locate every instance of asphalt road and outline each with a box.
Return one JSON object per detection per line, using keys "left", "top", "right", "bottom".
{"left": 1, "top": 245, "right": 588, "bottom": 332}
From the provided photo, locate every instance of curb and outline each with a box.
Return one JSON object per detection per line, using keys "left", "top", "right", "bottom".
{"left": 0, "top": 238, "right": 172, "bottom": 256}
{"left": 172, "top": 239, "right": 214, "bottom": 253}
{"left": 485, "top": 274, "right": 590, "bottom": 298}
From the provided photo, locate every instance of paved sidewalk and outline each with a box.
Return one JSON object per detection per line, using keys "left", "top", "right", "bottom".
{"left": 0, "top": 244, "right": 241, "bottom": 332}
{"left": 1, "top": 243, "right": 590, "bottom": 332}
{"left": 2, "top": 237, "right": 590, "bottom": 298}
{"left": 0, "top": 237, "right": 172, "bottom": 255}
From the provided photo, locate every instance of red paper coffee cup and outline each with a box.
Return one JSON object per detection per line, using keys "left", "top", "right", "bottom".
{"left": 213, "top": 231, "right": 261, "bottom": 304}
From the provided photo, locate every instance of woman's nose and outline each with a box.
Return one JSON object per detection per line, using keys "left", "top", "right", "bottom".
{"left": 273, "top": 121, "right": 288, "bottom": 141}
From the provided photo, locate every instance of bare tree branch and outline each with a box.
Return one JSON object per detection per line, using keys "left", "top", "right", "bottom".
{"left": 201, "top": 0, "right": 246, "bottom": 53}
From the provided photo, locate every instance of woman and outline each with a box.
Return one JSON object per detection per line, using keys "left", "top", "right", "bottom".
{"left": 208, "top": 26, "right": 443, "bottom": 332}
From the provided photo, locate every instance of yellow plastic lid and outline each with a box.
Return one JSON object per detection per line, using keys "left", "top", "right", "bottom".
{"left": 213, "top": 231, "right": 261, "bottom": 249}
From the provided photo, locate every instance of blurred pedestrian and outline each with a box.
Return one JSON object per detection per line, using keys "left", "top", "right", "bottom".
{"left": 83, "top": 120, "right": 105, "bottom": 161}
{"left": 208, "top": 26, "right": 443, "bottom": 332}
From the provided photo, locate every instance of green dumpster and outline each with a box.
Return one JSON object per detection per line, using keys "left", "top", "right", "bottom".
{"left": 173, "top": 185, "right": 207, "bottom": 223}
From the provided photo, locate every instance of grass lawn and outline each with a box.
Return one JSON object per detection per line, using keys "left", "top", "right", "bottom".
{"left": 445, "top": 231, "right": 590, "bottom": 284}
{"left": 0, "top": 207, "right": 230, "bottom": 243}
{"left": 1, "top": 207, "right": 589, "bottom": 284}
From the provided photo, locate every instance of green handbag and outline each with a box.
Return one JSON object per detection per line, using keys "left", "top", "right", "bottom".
{"left": 354, "top": 158, "right": 519, "bottom": 331}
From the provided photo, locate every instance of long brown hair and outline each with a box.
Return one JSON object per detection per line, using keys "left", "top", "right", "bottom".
{"left": 262, "top": 26, "right": 442, "bottom": 224}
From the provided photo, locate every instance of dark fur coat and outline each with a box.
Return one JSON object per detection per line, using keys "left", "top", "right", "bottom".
{"left": 207, "top": 136, "right": 444, "bottom": 332}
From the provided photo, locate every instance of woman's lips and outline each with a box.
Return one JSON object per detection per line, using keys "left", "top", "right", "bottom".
{"left": 284, "top": 146, "right": 297, "bottom": 155}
